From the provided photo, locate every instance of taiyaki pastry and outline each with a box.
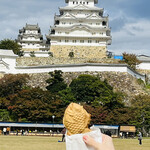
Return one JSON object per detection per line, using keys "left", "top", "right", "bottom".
{"left": 63, "top": 103, "right": 91, "bottom": 135}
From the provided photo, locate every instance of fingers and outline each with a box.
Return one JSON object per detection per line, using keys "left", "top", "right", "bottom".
{"left": 83, "top": 134, "right": 115, "bottom": 150}
{"left": 83, "top": 135, "right": 100, "bottom": 150}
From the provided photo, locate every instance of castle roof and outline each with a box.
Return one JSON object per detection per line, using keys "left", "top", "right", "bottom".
{"left": 65, "top": 0, "right": 98, "bottom": 4}
{"left": 25, "top": 24, "right": 40, "bottom": 30}
{"left": 0, "top": 49, "right": 18, "bottom": 58}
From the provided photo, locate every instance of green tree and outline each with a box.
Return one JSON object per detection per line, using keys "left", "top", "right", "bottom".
{"left": 69, "top": 74, "right": 124, "bottom": 108}
{"left": 0, "top": 109, "right": 10, "bottom": 121}
{"left": 0, "top": 39, "right": 22, "bottom": 55}
{"left": 46, "top": 70, "right": 67, "bottom": 93}
{"left": 0, "top": 74, "right": 29, "bottom": 97}
{"left": 59, "top": 88, "right": 76, "bottom": 105}
{"left": 131, "top": 94, "right": 150, "bottom": 135}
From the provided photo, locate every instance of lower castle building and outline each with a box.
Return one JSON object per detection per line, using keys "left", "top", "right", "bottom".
{"left": 17, "top": 24, "right": 49, "bottom": 52}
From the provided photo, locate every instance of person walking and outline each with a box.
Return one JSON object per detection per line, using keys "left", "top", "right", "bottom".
{"left": 61, "top": 127, "right": 66, "bottom": 142}
{"left": 138, "top": 132, "right": 142, "bottom": 145}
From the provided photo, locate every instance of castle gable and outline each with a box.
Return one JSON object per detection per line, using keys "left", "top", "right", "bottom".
{"left": 73, "top": 4, "right": 89, "bottom": 10}
{"left": 86, "top": 12, "right": 102, "bottom": 19}
{"left": 61, "top": 12, "right": 76, "bottom": 19}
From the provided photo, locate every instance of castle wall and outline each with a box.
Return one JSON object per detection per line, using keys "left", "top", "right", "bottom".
{"left": 50, "top": 45, "right": 107, "bottom": 58}
{"left": 22, "top": 48, "right": 41, "bottom": 52}
{"left": 16, "top": 57, "right": 119, "bottom": 66}
{"left": 27, "top": 71, "right": 146, "bottom": 104}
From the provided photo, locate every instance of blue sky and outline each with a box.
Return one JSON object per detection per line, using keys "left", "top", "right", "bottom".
{"left": 0, "top": 0, "right": 150, "bottom": 55}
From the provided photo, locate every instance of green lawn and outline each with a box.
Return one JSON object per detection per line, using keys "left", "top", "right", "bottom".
{"left": 0, "top": 136, "right": 149, "bottom": 150}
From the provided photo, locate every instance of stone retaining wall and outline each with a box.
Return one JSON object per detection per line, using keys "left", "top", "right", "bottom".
{"left": 27, "top": 71, "right": 147, "bottom": 105}
{"left": 50, "top": 45, "right": 107, "bottom": 58}
{"left": 16, "top": 57, "right": 120, "bottom": 66}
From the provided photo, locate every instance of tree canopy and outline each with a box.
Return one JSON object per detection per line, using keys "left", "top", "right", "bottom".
{"left": 0, "top": 72, "right": 149, "bottom": 134}
{"left": 68, "top": 74, "right": 124, "bottom": 108}
{"left": 0, "top": 74, "right": 29, "bottom": 97}
{"left": 46, "top": 70, "right": 67, "bottom": 93}
{"left": 120, "top": 52, "right": 141, "bottom": 70}
{"left": 0, "top": 39, "right": 22, "bottom": 55}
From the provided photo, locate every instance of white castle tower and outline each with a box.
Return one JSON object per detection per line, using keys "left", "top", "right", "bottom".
{"left": 17, "top": 24, "right": 49, "bottom": 52}
{"left": 47, "top": 0, "right": 111, "bottom": 59}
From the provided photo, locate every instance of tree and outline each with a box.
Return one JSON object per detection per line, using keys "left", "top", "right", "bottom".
{"left": 59, "top": 88, "right": 76, "bottom": 106}
{"left": 46, "top": 70, "right": 67, "bottom": 93}
{"left": 0, "top": 109, "right": 10, "bottom": 121}
{"left": 69, "top": 74, "right": 124, "bottom": 108}
{"left": 7, "top": 88, "right": 65, "bottom": 122}
{"left": 120, "top": 53, "right": 141, "bottom": 70}
{"left": 131, "top": 94, "right": 150, "bottom": 135}
{"left": 0, "top": 39, "right": 22, "bottom": 55}
{"left": 0, "top": 74, "right": 29, "bottom": 97}
{"left": 83, "top": 104, "right": 108, "bottom": 125}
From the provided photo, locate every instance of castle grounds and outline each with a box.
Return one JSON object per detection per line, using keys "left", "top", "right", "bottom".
{"left": 0, "top": 136, "right": 149, "bottom": 150}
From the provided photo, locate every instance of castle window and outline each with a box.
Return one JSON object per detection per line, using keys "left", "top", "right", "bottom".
{"left": 65, "top": 32, "right": 69, "bottom": 34}
{"left": 83, "top": 2, "right": 85, "bottom": 4}
{"left": 73, "top": 40, "right": 76, "bottom": 43}
{"left": 65, "top": 40, "right": 69, "bottom": 43}
{"left": 51, "top": 29, "right": 55, "bottom": 34}
{"left": 76, "top": 2, "right": 78, "bottom": 4}
{"left": 73, "top": 1, "right": 75, "bottom": 4}
{"left": 55, "top": 20, "right": 59, "bottom": 25}
{"left": 96, "top": 40, "right": 99, "bottom": 43}
{"left": 80, "top": 1, "right": 82, "bottom": 4}
{"left": 80, "top": 40, "right": 84, "bottom": 43}
{"left": 102, "top": 21, "right": 107, "bottom": 26}
{"left": 87, "top": 2, "right": 89, "bottom": 4}
{"left": 88, "top": 40, "right": 92, "bottom": 43}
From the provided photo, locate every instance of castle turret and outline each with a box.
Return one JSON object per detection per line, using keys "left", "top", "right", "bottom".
{"left": 17, "top": 24, "right": 49, "bottom": 52}
{"left": 47, "top": 0, "right": 111, "bottom": 58}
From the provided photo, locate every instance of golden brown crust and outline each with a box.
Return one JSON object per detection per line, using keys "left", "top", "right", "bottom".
{"left": 63, "top": 103, "right": 91, "bottom": 135}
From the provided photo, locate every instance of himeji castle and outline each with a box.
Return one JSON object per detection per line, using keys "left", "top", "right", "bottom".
{"left": 17, "top": 24, "right": 49, "bottom": 52}
{"left": 47, "top": 0, "right": 112, "bottom": 59}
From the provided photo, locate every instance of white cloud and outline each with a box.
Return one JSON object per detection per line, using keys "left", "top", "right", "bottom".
{"left": 0, "top": 0, "right": 150, "bottom": 56}
{"left": 109, "top": 18, "right": 150, "bottom": 55}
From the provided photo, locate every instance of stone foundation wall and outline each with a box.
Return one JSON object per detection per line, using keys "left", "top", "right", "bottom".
{"left": 50, "top": 45, "right": 107, "bottom": 59}
{"left": 27, "top": 71, "right": 147, "bottom": 105}
{"left": 16, "top": 57, "right": 120, "bottom": 66}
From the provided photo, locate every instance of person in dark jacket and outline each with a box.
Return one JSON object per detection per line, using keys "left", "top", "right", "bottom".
{"left": 61, "top": 127, "right": 66, "bottom": 142}
{"left": 138, "top": 132, "right": 142, "bottom": 145}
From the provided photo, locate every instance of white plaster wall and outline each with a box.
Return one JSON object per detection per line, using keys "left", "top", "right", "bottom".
{"left": 127, "top": 67, "right": 145, "bottom": 81}
{"left": 2, "top": 58, "right": 16, "bottom": 68}
{"left": 22, "top": 43, "right": 44, "bottom": 49}
{"left": 68, "top": 0, "right": 95, "bottom": 7}
{"left": 25, "top": 30, "right": 38, "bottom": 34}
{"left": 22, "top": 37, "right": 40, "bottom": 41}
{"left": 14, "top": 65, "right": 127, "bottom": 74}
{"left": 136, "top": 63, "right": 150, "bottom": 70}
{"left": 51, "top": 40, "right": 106, "bottom": 46}
{"left": 11, "top": 64, "right": 145, "bottom": 81}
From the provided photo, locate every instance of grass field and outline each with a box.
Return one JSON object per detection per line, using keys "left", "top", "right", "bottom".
{"left": 0, "top": 136, "right": 150, "bottom": 150}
